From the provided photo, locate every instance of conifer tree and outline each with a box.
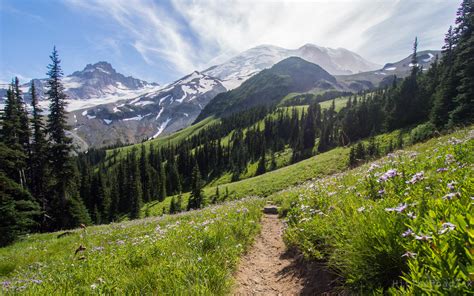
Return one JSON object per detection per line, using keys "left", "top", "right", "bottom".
{"left": 450, "top": 0, "right": 474, "bottom": 125}
{"left": 128, "top": 148, "right": 143, "bottom": 219}
{"left": 30, "top": 82, "right": 49, "bottom": 222}
{"left": 187, "top": 163, "right": 204, "bottom": 210}
{"left": 140, "top": 144, "right": 151, "bottom": 202}
{"left": 45, "top": 47, "right": 90, "bottom": 229}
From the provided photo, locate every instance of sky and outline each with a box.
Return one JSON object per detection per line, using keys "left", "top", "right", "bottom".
{"left": 0, "top": 0, "right": 461, "bottom": 85}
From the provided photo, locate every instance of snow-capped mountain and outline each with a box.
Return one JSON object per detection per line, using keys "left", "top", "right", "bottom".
{"left": 202, "top": 44, "right": 380, "bottom": 89}
{"left": 1, "top": 61, "right": 161, "bottom": 112}
{"left": 69, "top": 71, "right": 225, "bottom": 147}
{"left": 337, "top": 50, "right": 441, "bottom": 91}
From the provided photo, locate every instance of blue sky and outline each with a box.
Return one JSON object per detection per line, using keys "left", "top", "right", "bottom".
{"left": 0, "top": 0, "right": 461, "bottom": 85}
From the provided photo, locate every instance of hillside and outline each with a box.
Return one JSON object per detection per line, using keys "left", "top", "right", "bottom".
{"left": 196, "top": 57, "right": 337, "bottom": 121}
{"left": 1, "top": 126, "right": 471, "bottom": 294}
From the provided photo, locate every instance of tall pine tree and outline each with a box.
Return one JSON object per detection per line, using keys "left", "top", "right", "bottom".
{"left": 45, "top": 47, "right": 90, "bottom": 229}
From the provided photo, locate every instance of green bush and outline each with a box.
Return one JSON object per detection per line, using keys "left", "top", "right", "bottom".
{"left": 409, "top": 122, "right": 436, "bottom": 144}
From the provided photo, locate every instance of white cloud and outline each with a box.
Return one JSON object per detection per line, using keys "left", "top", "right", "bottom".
{"left": 66, "top": 0, "right": 460, "bottom": 81}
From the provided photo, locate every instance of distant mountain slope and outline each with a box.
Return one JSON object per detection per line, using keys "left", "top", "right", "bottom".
{"left": 69, "top": 71, "right": 226, "bottom": 147}
{"left": 0, "top": 61, "right": 161, "bottom": 112}
{"left": 202, "top": 44, "right": 379, "bottom": 89}
{"left": 196, "top": 57, "right": 337, "bottom": 121}
{"left": 337, "top": 50, "right": 441, "bottom": 91}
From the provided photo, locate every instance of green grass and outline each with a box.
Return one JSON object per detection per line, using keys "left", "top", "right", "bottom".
{"left": 319, "top": 96, "right": 349, "bottom": 112}
{"left": 144, "top": 128, "right": 411, "bottom": 217}
{"left": 0, "top": 198, "right": 264, "bottom": 295}
{"left": 273, "top": 127, "right": 473, "bottom": 293}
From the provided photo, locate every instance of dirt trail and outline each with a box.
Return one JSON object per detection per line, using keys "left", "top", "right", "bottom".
{"left": 233, "top": 212, "right": 336, "bottom": 295}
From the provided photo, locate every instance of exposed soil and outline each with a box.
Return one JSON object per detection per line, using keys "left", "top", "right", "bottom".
{"left": 233, "top": 213, "right": 339, "bottom": 295}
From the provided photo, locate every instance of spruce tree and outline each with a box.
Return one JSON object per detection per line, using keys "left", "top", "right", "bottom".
{"left": 431, "top": 27, "right": 457, "bottom": 128}
{"left": 30, "top": 82, "right": 49, "bottom": 224}
{"left": 450, "top": 0, "right": 474, "bottom": 125}
{"left": 140, "top": 144, "right": 151, "bottom": 202}
{"left": 187, "top": 163, "right": 204, "bottom": 210}
{"left": 129, "top": 148, "right": 143, "bottom": 219}
{"left": 45, "top": 47, "right": 90, "bottom": 229}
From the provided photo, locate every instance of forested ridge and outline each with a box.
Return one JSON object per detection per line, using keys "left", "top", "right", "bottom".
{"left": 1, "top": 1, "right": 473, "bottom": 246}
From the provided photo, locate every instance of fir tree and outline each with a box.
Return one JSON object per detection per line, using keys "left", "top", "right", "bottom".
{"left": 30, "top": 82, "right": 49, "bottom": 224}
{"left": 128, "top": 149, "right": 143, "bottom": 219}
{"left": 187, "top": 163, "right": 204, "bottom": 210}
{"left": 450, "top": 0, "right": 474, "bottom": 125}
{"left": 46, "top": 47, "right": 90, "bottom": 229}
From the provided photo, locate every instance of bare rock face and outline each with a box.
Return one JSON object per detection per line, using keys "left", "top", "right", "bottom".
{"left": 69, "top": 71, "right": 226, "bottom": 147}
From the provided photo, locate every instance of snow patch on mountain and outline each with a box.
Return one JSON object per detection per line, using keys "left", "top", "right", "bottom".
{"left": 153, "top": 118, "right": 172, "bottom": 138}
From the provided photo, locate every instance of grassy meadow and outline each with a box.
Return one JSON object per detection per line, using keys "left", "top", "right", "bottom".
{"left": 0, "top": 198, "right": 264, "bottom": 295}
{"left": 273, "top": 127, "right": 473, "bottom": 294}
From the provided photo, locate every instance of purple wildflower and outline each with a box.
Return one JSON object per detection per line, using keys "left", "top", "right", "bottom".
{"left": 445, "top": 154, "right": 455, "bottom": 164}
{"left": 414, "top": 234, "right": 432, "bottom": 241}
{"left": 385, "top": 203, "right": 408, "bottom": 213}
{"left": 443, "top": 192, "right": 460, "bottom": 200}
{"left": 378, "top": 189, "right": 386, "bottom": 196}
{"left": 402, "top": 251, "right": 417, "bottom": 258}
{"left": 378, "top": 169, "right": 398, "bottom": 182}
{"left": 447, "top": 181, "right": 456, "bottom": 191}
{"left": 31, "top": 279, "right": 43, "bottom": 285}
{"left": 439, "top": 222, "right": 456, "bottom": 234}
{"left": 367, "top": 163, "right": 380, "bottom": 173}
{"left": 436, "top": 167, "right": 448, "bottom": 173}
{"left": 402, "top": 229, "right": 414, "bottom": 237}
{"left": 406, "top": 171, "right": 424, "bottom": 184}
{"left": 93, "top": 246, "right": 105, "bottom": 252}
{"left": 116, "top": 240, "right": 125, "bottom": 245}
{"left": 1, "top": 281, "right": 11, "bottom": 288}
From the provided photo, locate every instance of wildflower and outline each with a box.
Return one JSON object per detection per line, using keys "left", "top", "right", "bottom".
{"left": 2, "top": 281, "right": 11, "bottom": 288}
{"left": 91, "top": 284, "right": 97, "bottom": 290}
{"left": 197, "top": 257, "right": 202, "bottom": 262}
{"left": 436, "top": 167, "right": 448, "bottom": 173}
{"left": 402, "top": 229, "right": 414, "bottom": 237}
{"left": 407, "top": 212, "right": 416, "bottom": 219}
{"left": 402, "top": 251, "right": 417, "bottom": 258}
{"left": 378, "top": 169, "right": 398, "bottom": 182}
{"left": 93, "top": 246, "right": 104, "bottom": 252}
{"left": 367, "top": 163, "right": 380, "bottom": 173}
{"left": 406, "top": 171, "right": 424, "bottom": 184}
{"left": 414, "top": 234, "right": 432, "bottom": 241}
{"left": 357, "top": 206, "right": 365, "bottom": 213}
{"left": 447, "top": 181, "right": 456, "bottom": 191}
{"left": 385, "top": 203, "right": 408, "bottom": 213}
{"left": 448, "top": 138, "right": 463, "bottom": 145}
{"left": 442, "top": 192, "right": 460, "bottom": 200}
{"left": 445, "top": 154, "right": 455, "bottom": 164}
{"left": 116, "top": 240, "right": 125, "bottom": 245}
{"left": 439, "top": 222, "right": 456, "bottom": 234}
{"left": 378, "top": 189, "right": 385, "bottom": 196}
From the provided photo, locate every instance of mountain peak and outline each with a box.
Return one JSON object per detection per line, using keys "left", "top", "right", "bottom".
{"left": 82, "top": 61, "right": 116, "bottom": 75}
